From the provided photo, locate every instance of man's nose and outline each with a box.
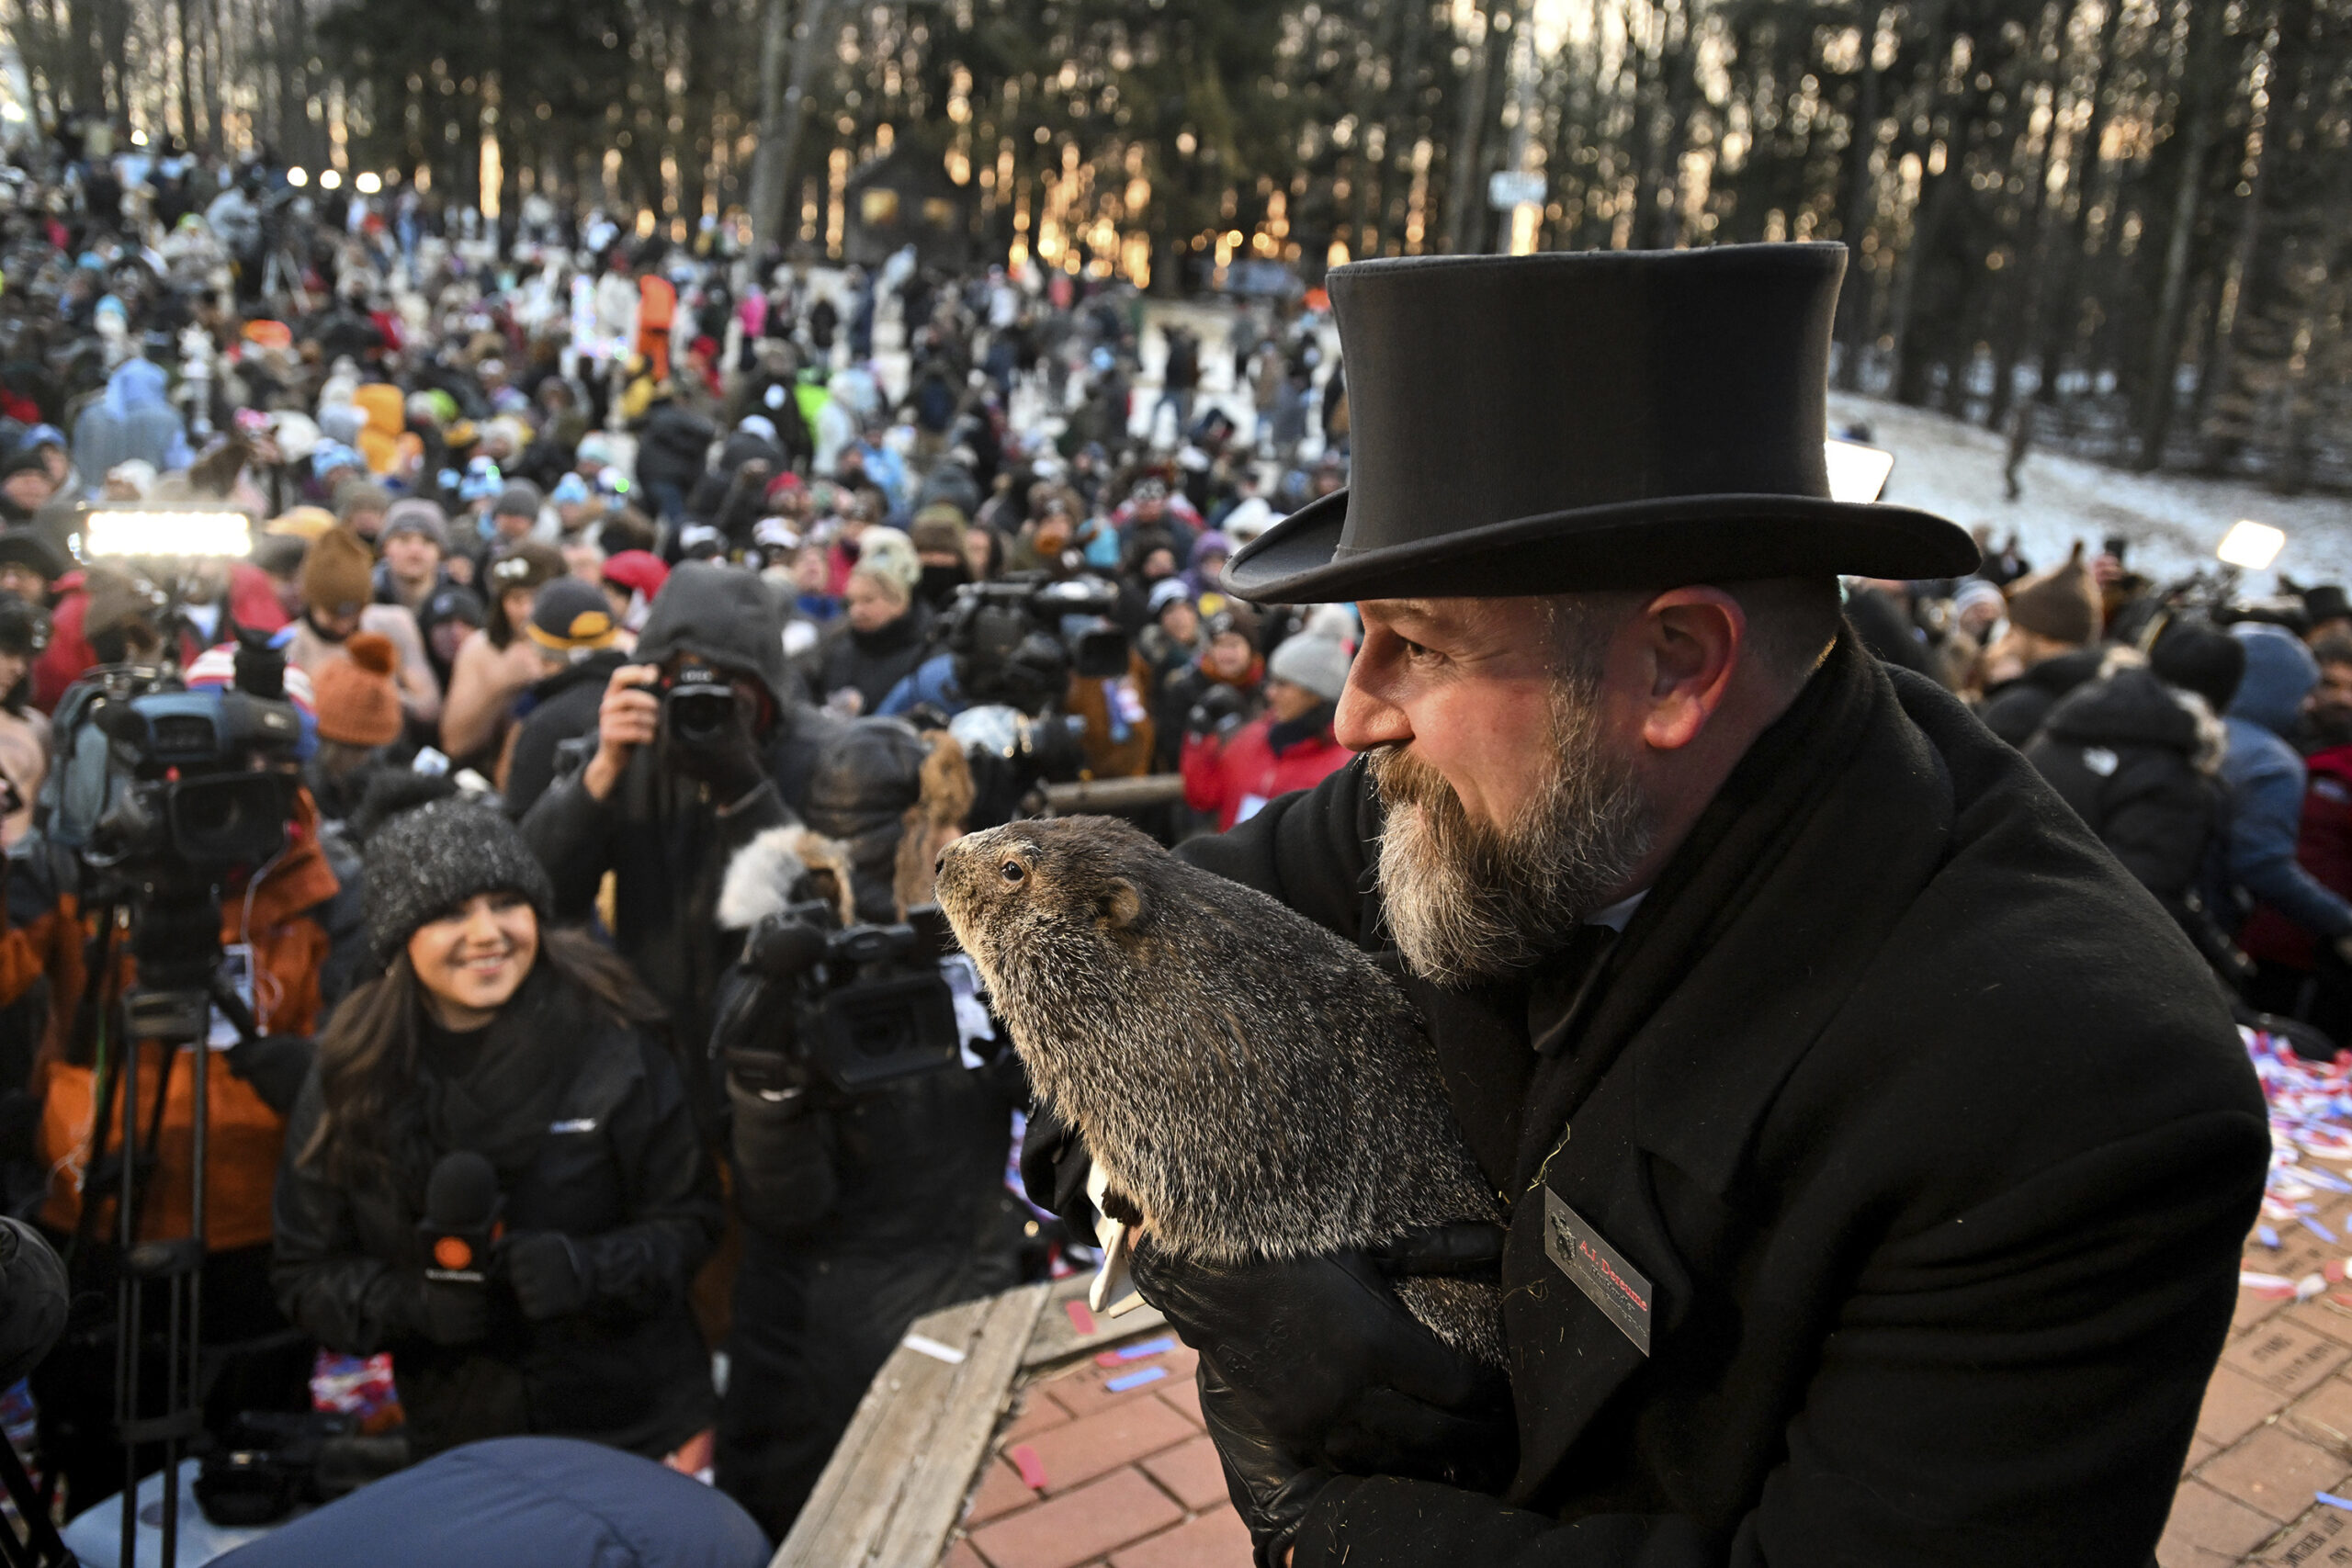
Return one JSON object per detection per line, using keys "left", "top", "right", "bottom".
{"left": 1334, "top": 669, "right": 1409, "bottom": 753}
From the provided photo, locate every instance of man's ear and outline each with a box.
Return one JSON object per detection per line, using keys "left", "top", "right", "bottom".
{"left": 1097, "top": 876, "right": 1144, "bottom": 931}
{"left": 1637, "top": 587, "right": 1745, "bottom": 751}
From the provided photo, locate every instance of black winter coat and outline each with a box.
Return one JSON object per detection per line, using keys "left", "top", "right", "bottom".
{"left": 518, "top": 716, "right": 832, "bottom": 1119}
{"left": 2024, "top": 660, "right": 2233, "bottom": 962}
{"left": 716, "top": 1032, "right": 1029, "bottom": 1537}
{"left": 1180, "top": 634, "right": 2266, "bottom": 1566}
{"left": 633, "top": 402, "right": 717, "bottom": 496}
{"left": 813, "top": 603, "right": 934, "bottom": 718}
{"left": 504, "top": 649, "right": 629, "bottom": 818}
{"left": 1976, "top": 645, "right": 2105, "bottom": 746}
{"left": 272, "top": 971, "right": 723, "bottom": 1461}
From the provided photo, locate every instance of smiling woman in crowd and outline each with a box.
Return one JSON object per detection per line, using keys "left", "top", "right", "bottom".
{"left": 271, "top": 799, "right": 723, "bottom": 1468}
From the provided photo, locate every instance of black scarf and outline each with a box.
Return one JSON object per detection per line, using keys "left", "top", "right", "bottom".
{"left": 402, "top": 962, "right": 590, "bottom": 1189}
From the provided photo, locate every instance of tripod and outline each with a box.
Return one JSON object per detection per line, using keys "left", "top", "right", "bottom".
{"left": 71, "top": 883, "right": 235, "bottom": 1568}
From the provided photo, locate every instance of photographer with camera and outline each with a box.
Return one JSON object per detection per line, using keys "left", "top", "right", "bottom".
{"left": 518, "top": 561, "right": 840, "bottom": 1095}
{"left": 273, "top": 799, "right": 722, "bottom": 1464}
{"left": 707, "top": 718, "right": 1026, "bottom": 1539}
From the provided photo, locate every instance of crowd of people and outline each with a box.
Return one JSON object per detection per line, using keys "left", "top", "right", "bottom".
{"left": 0, "top": 131, "right": 1370, "bottom": 1548}
{"left": 0, "top": 127, "right": 2330, "bottom": 1558}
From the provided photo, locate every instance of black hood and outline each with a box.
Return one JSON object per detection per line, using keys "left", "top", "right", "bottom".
{"left": 1988, "top": 645, "right": 2107, "bottom": 702}
{"left": 2040, "top": 664, "right": 2199, "bottom": 754}
{"left": 635, "top": 561, "right": 795, "bottom": 708}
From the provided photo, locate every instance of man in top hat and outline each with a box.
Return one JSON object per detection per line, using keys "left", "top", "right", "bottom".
{"left": 1048, "top": 244, "right": 2266, "bottom": 1565}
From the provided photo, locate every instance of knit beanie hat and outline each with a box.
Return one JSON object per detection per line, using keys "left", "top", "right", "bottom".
{"left": 379, "top": 498, "right": 450, "bottom": 551}
{"left": 2004, "top": 542, "right": 2102, "bottom": 646}
{"left": 526, "top": 577, "right": 619, "bottom": 654}
{"left": 492, "top": 480, "right": 544, "bottom": 523}
{"left": 313, "top": 632, "right": 404, "bottom": 747}
{"left": 300, "top": 525, "right": 377, "bottom": 615}
{"left": 364, "top": 797, "right": 555, "bottom": 968}
{"left": 2149, "top": 620, "right": 2246, "bottom": 714}
{"left": 1268, "top": 632, "right": 1352, "bottom": 703}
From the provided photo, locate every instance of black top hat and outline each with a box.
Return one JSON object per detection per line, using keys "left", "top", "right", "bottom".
{"left": 1226, "top": 243, "right": 1978, "bottom": 604}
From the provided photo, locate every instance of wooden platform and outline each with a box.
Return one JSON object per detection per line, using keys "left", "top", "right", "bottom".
{"left": 774, "top": 1275, "right": 1246, "bottom": 1568}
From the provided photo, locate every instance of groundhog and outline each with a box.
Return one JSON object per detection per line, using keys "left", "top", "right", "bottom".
{"left": 935, "top": 815, "right": 1503, "bottom": 1364}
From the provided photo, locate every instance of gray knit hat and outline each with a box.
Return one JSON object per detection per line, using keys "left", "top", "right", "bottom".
{"left": 363, "top": 798, "right": 556, "bottom": 968}
{"left": 1268, "top": 632, "right": 1352, "bottom": 704}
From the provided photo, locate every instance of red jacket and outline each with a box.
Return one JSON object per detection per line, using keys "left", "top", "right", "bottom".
{"left": 33, "top": 564, "right": 288, "bottom": 712}
{"left": 2242, "top": 742, "right": 2352, "bottom": 972}
{"left": 1182, "top": 712, "right": 1352, "bottom": 830}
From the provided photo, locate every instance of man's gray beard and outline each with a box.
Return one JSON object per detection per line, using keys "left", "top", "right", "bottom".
{"left": 1368, "top": 674, "right": 1655, "bottom": 987}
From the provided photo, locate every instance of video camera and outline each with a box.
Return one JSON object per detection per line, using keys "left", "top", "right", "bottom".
{"left": 939, "top": 573, "right": 1127, "bottom": 714}
{"left": 935, "top": 573, "right": 1128, "bottom": 807}
{"left": 719, "top": 897, "right": 963, "bottom": 1099}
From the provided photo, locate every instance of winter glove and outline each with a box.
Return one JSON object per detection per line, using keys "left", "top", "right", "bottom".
{"left": 1195, "top": 1353, "right": 1341, "bottom": 1567}
{"left": 1186, "top": 684, "right": 1249, "bottom": 739}
{"left": 1126, "top": 1231, "right": 1515, "bottom": 1493}
{"left": 502, "top": 1231, "right": 590, "bottom": 1321}
{"left": 410, "top": 1276, "right": 492, "bottom": 1347}
{"left": 665, "top": 698, "right": 771, "bottom": 801}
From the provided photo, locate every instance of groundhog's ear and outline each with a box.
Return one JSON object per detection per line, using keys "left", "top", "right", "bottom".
{"left": 1096, "top": 875, "right": 1144, "bottom": 931}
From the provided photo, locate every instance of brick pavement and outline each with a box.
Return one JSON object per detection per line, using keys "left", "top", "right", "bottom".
{"left": 2165, "top": 1195, "right": 2352, "bottom": 1566}
{"left": 949, "top": 1336, "right": 1251, "bottom": 1568}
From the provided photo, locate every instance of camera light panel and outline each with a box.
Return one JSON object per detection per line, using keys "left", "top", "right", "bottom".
{"left": 84, "top": 510, "right": 254, "bottom": 560}
{"left": 2217, "top": 519, "right": 2287, "bottom": 572}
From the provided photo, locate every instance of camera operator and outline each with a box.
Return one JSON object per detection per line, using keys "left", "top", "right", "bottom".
{"left": 273, "top": 800, "right": 721, "bottom": 1463}
{"left": 518, "top": 560, "right": 840, "bottom": 1097}
{"left": 707, "top": 718, "right": 1026, "bottom": 1540}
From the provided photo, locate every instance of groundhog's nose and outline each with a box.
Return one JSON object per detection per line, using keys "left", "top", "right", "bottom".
{"left": 935, "top": 847, "right": 952, "bottom": 876}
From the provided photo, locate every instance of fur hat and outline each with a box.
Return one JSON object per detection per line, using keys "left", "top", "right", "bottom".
{"left": 364, "top": 797, "right": 555, "bottom": 968}
{"left": 313, "top": 632, "right": 404, "bottom": 747}
{"left": 2004, "top": 541, "right": 2102, "bottom": 646}
{"left": 723, "top": 721, "right": 973, "bottom": 926}
{"left": 300, "top": 525, "right": 377, "bottom": 615}
{"left": 1268, "top": 632, "right": 1351, "bottom": 703}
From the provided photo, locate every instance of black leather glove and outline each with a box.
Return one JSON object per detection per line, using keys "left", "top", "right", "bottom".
{"left": 1128, "top": 1231, "right": 1515, "bottom": 1492}
{"left": 1196, "top": 1354, "right": 1340, "bottom": 1567}
{"left": 502, "top": 1231, "right": 590, "bottom": 1321}
{"left": 667, "top": 705, "right": 771, "bottom": 799}
{"left": 411, "top": 1277, "right": 492, "bottom": 1347}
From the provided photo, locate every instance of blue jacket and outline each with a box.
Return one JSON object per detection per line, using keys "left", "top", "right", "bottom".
{"left": 212, "top": 1438, "right": 770, "bottom": 1567}
{"left": 2221, "top": 626, "right": 2352, "bottom": 939}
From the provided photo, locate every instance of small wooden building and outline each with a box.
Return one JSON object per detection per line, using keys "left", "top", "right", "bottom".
{"left": 843, "top": 148, "right": 977, "bottom": 270}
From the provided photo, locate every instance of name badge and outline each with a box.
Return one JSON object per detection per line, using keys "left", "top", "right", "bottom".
{"left": 1544, "top": 1188, "right": 1653, "bottom": 1356}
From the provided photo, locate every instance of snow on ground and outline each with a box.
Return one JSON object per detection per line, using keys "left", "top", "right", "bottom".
{"left": 1831, "top": 391, "right": 2352, "bottom": 594}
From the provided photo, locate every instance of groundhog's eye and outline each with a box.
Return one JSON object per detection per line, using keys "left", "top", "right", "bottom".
{"left": 1001, "top": 860, "right": 1026, "bottom": 884}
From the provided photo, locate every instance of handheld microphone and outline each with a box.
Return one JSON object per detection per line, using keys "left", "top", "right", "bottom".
{"left": 419, "top": 1150, "right": 503, "bottom": 1283}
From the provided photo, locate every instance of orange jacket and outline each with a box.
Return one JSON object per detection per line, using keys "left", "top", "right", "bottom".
{"left": 637, "top": 276, "right": 677, "bottom": 382}
{"left": 33, "top": 805, "right": 342, "bottom": 1251}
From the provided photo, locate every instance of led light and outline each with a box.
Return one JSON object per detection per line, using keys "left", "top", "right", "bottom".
{"left": 83, "top": 510, "right": 254, "bottom": 559}
{"left": 319, "top": 169, "right": 343, "bottom": 190}
{"left": 2218, "top": 520, "right": 2286, "bottom": 572}
{"left": 356, "top": 172, "right": 382, "bottom": 195}
{"left": 286, "top": 167, "right": 308, "bottom": 187}
{"left": 1824, "top": 439, "right": 1896, "bottom": 505}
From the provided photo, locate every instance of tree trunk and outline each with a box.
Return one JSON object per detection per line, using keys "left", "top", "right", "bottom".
{"left": 2030, "top": 0, "right": 2124, "bottom": 406}
{"left": 1443, "top": 3, "right": 1495, "bottom": 254}
{"left": 2133, "top": 0, "right": 2217, "bottom": 470}
{"left": 1833, "top": 0, "right": 1886, "bottom": 387}
{"left": 747, "top": 0, "right": 792, "bottom": 253}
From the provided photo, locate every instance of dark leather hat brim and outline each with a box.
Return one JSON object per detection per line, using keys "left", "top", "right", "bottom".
{"left": 1223, "top": 489, "right": 1982, "bottom": 604}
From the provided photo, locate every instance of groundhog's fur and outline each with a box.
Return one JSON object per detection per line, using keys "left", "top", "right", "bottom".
{"left": 936, "top": 816, "right": 1503, "bottom": 1363}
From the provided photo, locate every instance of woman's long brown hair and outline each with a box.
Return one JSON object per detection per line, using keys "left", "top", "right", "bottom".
{"left": 299, "top": 927, "right": 663, "bottom": 1188}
